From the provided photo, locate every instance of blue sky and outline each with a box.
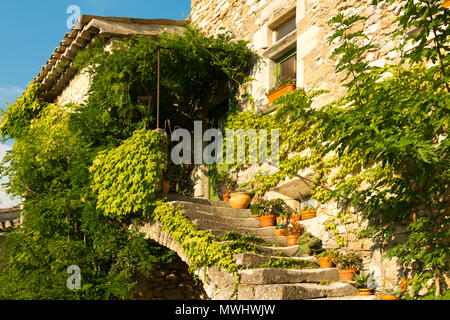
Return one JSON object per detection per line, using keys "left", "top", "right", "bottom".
{"left": 0, "top": 0, "right": 191, "bottom": 207}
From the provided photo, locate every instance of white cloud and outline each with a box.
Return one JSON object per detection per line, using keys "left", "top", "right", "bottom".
{"left": 0, "top": 86, "right": 24, "bottom": 107}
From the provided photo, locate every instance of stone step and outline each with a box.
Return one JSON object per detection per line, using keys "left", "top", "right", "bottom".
{"left": 234, "top": 252, "right": 317, "bottom": 268}
{"left": 251, "top": 244, "right": 303, "bottom": 257}
{"left": 208, "top": 229, "right": 288, "bottom": 246}
{"left": 165, "top": 194, "right": 230, "bottom": 208}
{"left": 192, "top": 219, "right": 275, "bottom": 237}
{"left": 236, "top": 282, "right": 359, "bottom": 300}
{"left": 239, "top": 268, "right": 340, "bottom": 285}
{"left": 171, "top": 201, "right": 253, "bottom": 218}
{"left": 183, "top": 210, "right": 261, "bottom": 228}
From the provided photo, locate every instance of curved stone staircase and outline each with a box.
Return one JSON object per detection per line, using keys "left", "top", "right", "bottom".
{"left": 140, "top": 194, "right": 376, "bottom": 300}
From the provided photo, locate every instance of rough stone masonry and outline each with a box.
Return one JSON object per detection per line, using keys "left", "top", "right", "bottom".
{"left": 189, "top": 0, "right": 409, "bottom": 289}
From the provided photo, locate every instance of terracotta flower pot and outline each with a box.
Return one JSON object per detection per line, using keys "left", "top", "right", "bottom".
{"left": 259, "top": 215, "right": 276, "bottom": 227}
{"left": 291, "top": 213, "right": 302, "bottom": 223}
{"left": 286, "top": 235, "right": 300, "bottom": 247}
{"left": 338, "top": 269, "right": 357, "bottom": 282}
{"left": 229, "top": 192, "right": 251, "bottom": 209}
{"left": 274, "top": 228, "right": 286, "bottom": 236}
{"left": 318, "top": 257, "right": 334, "bottom": 268}
{"left": 162, "top": 178, "right": 170, "bottom": 194}
{"left": 359, "top": 288, "right": 374, "bottom": 296}
{"left": 222, "top": 193, "right": 231, "bottom": 201}
{"left": 300, "top": 210, "right": 316, "bottom": 220}
{"left": 380, "top": 295, "right": 398, "bottom": 300}
{"left": 266, "top": 84, "right": 296, "bottom": 105}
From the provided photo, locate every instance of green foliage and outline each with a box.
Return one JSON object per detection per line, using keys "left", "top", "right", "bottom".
{"left": 215, "top": 171, "right": 237, "bottom": 193}
{"left": 90, "top": 129, "right": 168, "bottom": 218}
{"left": 329, "top": 252, "right": 363, "bottom": 271}
{"left": 0, "top": 82, "right": 43, "bottom": 140}
{"left": 224, "top": 0, "right": 448, "bottom": 297}
{"left": 148, "top": 201, "right": 260, "bottom": 280}
{"left": 0, "top": 26, "right": 260, "bottom": 299}
{"left": 280, "top": 223, "right": 306, "bottom": 237}
{"left": 267, "top": 79, "right": 296, "bottom": 95}
{"left": 297, "top": 232, "right": 323, "bottom": 255}
{"left": 258, "top": 199, "right": 295, "bottom": 218}
{"left": 354, "top": 271, "right": 375, "bottom": 289}
{"left": 0, "top": 103, "right": 172, "bottom": 299}
{"left": 256, "top": 257, "right": 318, "bottom": 270}
{"left": 72, "top": 27, "right": 259, "bottom": 147}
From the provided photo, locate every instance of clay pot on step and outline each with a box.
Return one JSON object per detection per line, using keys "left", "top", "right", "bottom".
{"left": 222, "top": 193, "right": 231, "bottom": 201}
{"left": 228, "top": 192, "right": 251, "bottom": 209}
{"left": 359, "top": 288, "right": 374, "bottom": 296}
{"left": 291, "top": 213, "right": 302, "bottom": 223}
{"left": 300, "top": 210, "right": 316, "bottom": 220}
{"left": 338, "top": 269, "right": 357, "bottom": 282}
{"left": 379, "top": 295, "right": 398, "bottom": 300}
{"left": 286, "top": 235, "right": 300, "bottom": 247}
{"left": 259, "top": 215, "right": 276, "bottom": 227}
{"left": 274, "top": 228, "right": 286, "bottom": 236}
{"left": 317, "top": 257, "right": 334, "bottom": 268}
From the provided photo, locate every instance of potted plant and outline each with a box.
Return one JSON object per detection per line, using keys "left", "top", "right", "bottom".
{"left": 258, "top": 199, "right": 294, "bottom": 228}
{"left": 378, "top": 288, "right": 402, "bottom": 300}
{"left": 354, "top": 272, "right": 375, "bottom": 296}
{"left": 280, "top": 223, "right": 306, "bottom": 247}
{"left": 315, "top": 248, "right": 339, "bottom": 268}
{"left": 300, "top": 204, "right": 317, "bottom": 220}
{"left": 216, "top": 172, "right": 237, "bottom": 201}
{"left": 329, "top": 252, "right": 363, "bottom": 282}
{"left": 266, "top": 79, "right": 296, "bottom": 105}
{"left": 274, "top": 224, "right": 288, "bottom": 236}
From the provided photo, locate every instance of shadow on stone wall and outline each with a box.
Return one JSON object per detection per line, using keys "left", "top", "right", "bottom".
{"left": 133, "top": 254, "right": 208, "bottom": 300}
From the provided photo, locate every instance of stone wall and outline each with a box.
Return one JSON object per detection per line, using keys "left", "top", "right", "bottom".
{"left": 133, "top": 257, "right": 208, "bottom": 300}
{"left": 190, "top": 0, "right": 408, "bottom": 289}
{"left": 55, "top": 71, "right": 91, "bottom": 106}
{"left": 190, "top": 0, "right": 404, "bottom": 109}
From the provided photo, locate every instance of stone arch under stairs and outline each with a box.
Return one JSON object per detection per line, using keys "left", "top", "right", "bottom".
{"left": 135, "top": 195, "right": 370, "bottom": 300}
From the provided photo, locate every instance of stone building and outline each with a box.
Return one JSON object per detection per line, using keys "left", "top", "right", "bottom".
{"left": 32, "top": 1, "right": 411, "bottom": 293}
{"left": 188, "top": 0, "right": 407, "bottom": 288}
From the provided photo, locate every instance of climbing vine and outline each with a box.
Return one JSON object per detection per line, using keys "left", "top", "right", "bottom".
{"left": 223, "top": 0, "right": 449, "bottom": 298}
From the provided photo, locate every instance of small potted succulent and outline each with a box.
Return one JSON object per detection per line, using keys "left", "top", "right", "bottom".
{"left": 266, "top": 79, "right": 296, "bottom": 105}
{"left": 378, "top": 288, "right": 403, "bottom": 300}
{"left": 354, "top": 272, "right": 376, "bottom": 296}
{"left": 329, "top": 252, "right": 363, "bottom": 282}
{"left": 280, "top": 223, "right": 306, "bottom": 247}
{"left": 315, "top": 248, "right": 339, "bottom": 268}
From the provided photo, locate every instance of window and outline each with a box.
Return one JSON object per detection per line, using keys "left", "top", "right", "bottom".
{"left": 274, "top": 16, "right": 296, "bottom": 42}
{"left": 277, "top": 51, "right": 297, "bottom": 82}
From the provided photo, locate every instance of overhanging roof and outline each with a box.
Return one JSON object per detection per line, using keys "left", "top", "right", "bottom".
{"left": 35, "top": 15, "right": 187, "bottom": 101}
